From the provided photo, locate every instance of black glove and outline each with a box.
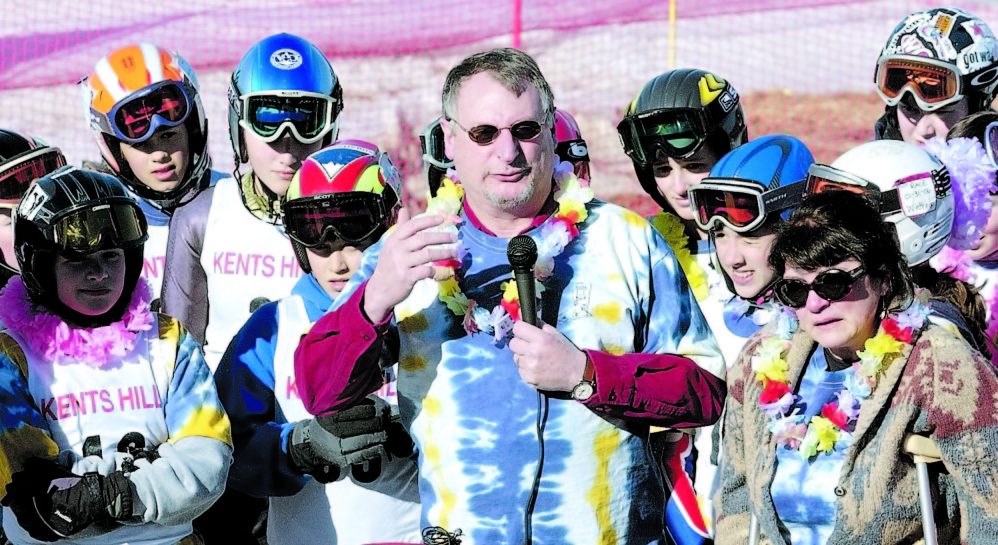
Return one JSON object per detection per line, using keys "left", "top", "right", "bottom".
{"left": 1, "top": 457, "right": 132, "bottom": 542}
{"left": 288, "top": 395, "right": 393, "bottom": 483}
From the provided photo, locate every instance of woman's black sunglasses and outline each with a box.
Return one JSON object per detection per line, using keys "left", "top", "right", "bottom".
{"left": 775, "top": 266, "right": 867, "bottom": 309}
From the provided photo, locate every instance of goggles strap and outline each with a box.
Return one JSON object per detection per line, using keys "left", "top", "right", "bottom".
{"left": 760, "top": 180, "right": 806, "bottom": 215}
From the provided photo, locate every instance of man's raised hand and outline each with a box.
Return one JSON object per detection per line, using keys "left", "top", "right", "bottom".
{"left": 363, "top": 206, "right": 460, "bottom": 322}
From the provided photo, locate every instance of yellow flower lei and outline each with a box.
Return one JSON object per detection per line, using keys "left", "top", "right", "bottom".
{"left": 650, "top": 212, "right": 709, "bottom": 301}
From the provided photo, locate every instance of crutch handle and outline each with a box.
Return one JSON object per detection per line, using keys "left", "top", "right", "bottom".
{"left": 904, "top": 434, "right": 941, "bottom": 464}
{"left": 903, "top": 433, "right": 940, "bottom": 545}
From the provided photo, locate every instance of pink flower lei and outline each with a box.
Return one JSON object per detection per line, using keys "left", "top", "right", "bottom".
{"left": 0, "top": 276, "right": 155, "bottom": 370}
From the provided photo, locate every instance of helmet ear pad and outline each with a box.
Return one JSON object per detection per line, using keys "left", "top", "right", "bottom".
{"left": 292, "top": 240, "right": 312, "bottom": 274}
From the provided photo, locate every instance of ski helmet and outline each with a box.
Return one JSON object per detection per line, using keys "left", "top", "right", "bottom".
{"left": 81, "top": 43, "right": 211, "bottom": 210}
{"left": 553, "top": 109, "right": 591, "bottom": 186}
{"left": 284, "top": 140, "right": 401, "bottom": 273}
{"left": 618, "top": 69, "right": 748, "bottom": 210}
{"left": 0, "top": 129, "right": 67, "bottom": 206}
{"left": 876, "top": 7, "right": 998, "bottom": 113}
{"left": 806, "top": 140, "right": 954, "bottom": 266}
{"left": 14, "top": 166, "right": 148, "bottom": 325}
{"left": 691, "top": 134, "right": 814, "bottom": 296}
{"left": 228, "top": 33, "right": 343, "bottom": 166}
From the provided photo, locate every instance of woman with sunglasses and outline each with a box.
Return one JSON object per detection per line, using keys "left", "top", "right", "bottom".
{"left": 213, "top": 141, "right": 421, "bottom": 545}
{"left": 714, "top": 189, "right": 998, "bottom": 544}
{"left": 0, "top": 167, "right": 231, "bottom": 545}
{"left": 805, "top": 139, "right": 993, "bottom": 361}
{"left": 873, "top": 7, "right": 998, "bottom": 146}
{"left": 81, "top": 44, "right": 224, "bottom": 305}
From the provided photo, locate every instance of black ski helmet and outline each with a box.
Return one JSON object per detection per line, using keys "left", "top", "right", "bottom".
{"left": 14, "top": 166, "right": 148, "bottom": 326}
{"left": 618, "top": 69, "right": 748, "bottom": 211}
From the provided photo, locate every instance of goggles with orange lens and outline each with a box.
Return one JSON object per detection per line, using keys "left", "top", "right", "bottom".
{"left": 875, "top": 56, "right": 963, "bottom": 112}
{"left": 689, "top": 178, "right": 805, "bottom": 233}
{"left": 804, "top": 164, "right": 918, "bottom": 216}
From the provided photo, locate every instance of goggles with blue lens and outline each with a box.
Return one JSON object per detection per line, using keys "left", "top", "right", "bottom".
{"left": 96, "top": 80, "right": 193, "bottom": 144}
{"left": 238, "top": 90, "right": 338, "bottom": 144}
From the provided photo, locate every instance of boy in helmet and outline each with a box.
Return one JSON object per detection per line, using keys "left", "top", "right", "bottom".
{"left": 873, "top": 7, "right": 998, "bottom": 144}
{"left": 617, "top": 69, "right": 748, "bottom": 542}
{"left": 0, "top": 129, "right": 68, "bottom": 285}
{"left": 162, "top": 33, "right": 342, "bottom": 371}
{"left": 80, "top": 44, "right": 225, "bottom": 306}
{"left": 0, "top": 166, "right": 231, "bottom": 545}
{"left": 214, "top": 140, "right": 421, "bottom": 545}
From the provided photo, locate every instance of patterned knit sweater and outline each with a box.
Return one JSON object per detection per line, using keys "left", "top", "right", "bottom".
{"left": 714, "top": 323, "right": 998, "bottom": 544}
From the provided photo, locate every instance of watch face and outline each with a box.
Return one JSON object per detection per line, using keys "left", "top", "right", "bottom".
{"left": 572, "top": 381, "right": 594, "bottom": 401}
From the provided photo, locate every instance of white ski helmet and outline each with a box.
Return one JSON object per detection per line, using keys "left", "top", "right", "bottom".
{"left": 805, "top": 140, "right": 954, "bottom": 266}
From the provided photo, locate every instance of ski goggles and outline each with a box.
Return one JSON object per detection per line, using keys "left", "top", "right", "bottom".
{"left": 447, "top": 115, "right": 550, "bottom": 146}
{"left": 689, "top": 178, "right": 806, "bottom": 233}
{"left": 101, "top": 80, "right": 192, "bottom": 143}
{"left": 804, "top": 164, "right": 926, "bottom": 216}
{"left": 775, "top": 266, "right": 867, "bottom": 309}
{"left": 52, "top": 202, "right": 147, "bottom": 255}
{"left": 284, "top": 192, "right": 392, "bottom": 247}
{"left": 238, "top": 91, "right": 338, "bottom": 144}
{"left": 875, "top": 56, "right": 963, "bottom": 112}
{"left": 419, "top": 117, "right": 453, "bottom": 170}
{"left": 0, "top": 146, "right": 67, "bottom": 203}
{"left": 618, "top": 108, "right": 714, "bottom": 163}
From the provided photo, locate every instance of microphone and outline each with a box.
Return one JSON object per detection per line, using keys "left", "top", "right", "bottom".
{"left": 507, "top": 235, "right": 539, "bottom": 327}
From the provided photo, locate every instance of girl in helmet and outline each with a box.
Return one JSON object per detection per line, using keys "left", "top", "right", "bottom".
{"left": 162, "top": 33, "right": 342, "bottom": 371}
{"left": 929, "top": 110, "right": 998, "bottom": 361}
{"left": 213, "top": 140, "right": 421, "bottom": 545}
{"left": 715, "top": 189, "right": 998, "bottom": 544}
{"left": 0, "top": 129, "right": 68, "bottom": 284}
{"left": 684, "top": 135, "right": 813, "bottom": 526}
{"left": 159, "top": 33, "right": 344, "bottom": 544}
{"left": 804, "top": 139, "right": 993, "bottom": 358}
{"left": 81, "top": 44, "right": 225, "bottom": 302}
{"left": 873, "top": 7, "right": 998, "bottom": 145}
{"left": 0, "top": 166, "right": 231, "bottom": 545}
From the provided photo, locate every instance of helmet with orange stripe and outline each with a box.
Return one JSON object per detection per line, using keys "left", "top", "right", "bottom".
{"left": 81, "top": 44, "right": 211, "bottom": 211}
{"left": 284, "top": 140, "right": 402, "bottom": 273}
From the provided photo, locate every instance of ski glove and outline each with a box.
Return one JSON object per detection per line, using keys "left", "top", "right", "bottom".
{"left": 1, "top": 457, "right": 132, "bottom": 542}
{"left": 289, "top": 395, "right": 409, "bottom": 483}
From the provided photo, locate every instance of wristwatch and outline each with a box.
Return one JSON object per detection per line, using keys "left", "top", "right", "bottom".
{"left": 571, "top": 354, "right": 596, "bottom": 402}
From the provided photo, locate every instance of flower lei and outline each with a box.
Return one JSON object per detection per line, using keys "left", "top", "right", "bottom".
{"left": 0, "top": 276, "right": 155, "bottom": 370}
{"left": 650, "top": 212, "right": 709, "bottom": 301}
{"left": 753, "top": 290, "right": 931, "bottom": 460}
{"left": 427, "top": 160, "right": 593, "bottom": 343}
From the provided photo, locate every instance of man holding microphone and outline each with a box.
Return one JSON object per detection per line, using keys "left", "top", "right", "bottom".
{"left": 294, "top": 47, "right": 726, "bottom": 545}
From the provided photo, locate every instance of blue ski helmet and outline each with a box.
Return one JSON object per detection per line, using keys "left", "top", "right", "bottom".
{"left": 228, "top": 33, "right": 343, "bottom": 164}
{"left": 690, "top": 134, "right": 814, "bottom": 297}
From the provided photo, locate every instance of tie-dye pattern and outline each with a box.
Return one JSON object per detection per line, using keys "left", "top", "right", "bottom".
{"left": 332, "top": 200, "right": 722, "bottom": 544}
{"left": 0, "top": 312, "right": 231, "bottom": 544}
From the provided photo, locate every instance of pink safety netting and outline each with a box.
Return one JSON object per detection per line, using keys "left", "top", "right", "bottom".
{"left": 0, "top": 0, "right": 990, "bottom": 203}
